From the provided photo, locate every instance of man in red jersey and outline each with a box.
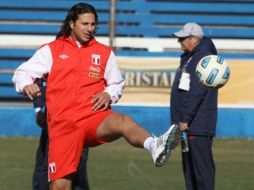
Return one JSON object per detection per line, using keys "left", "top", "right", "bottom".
{"left": 13, "top": 3, "right": 180, "bottom": 190}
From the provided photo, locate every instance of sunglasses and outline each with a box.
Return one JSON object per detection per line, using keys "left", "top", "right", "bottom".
{"left": 178, "top": 36, "right": 192, "bottom": 42}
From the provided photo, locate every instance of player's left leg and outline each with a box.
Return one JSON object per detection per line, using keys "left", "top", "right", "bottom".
{"left": 96, "top": 112, "right": 180, "bottom": 166}
{"left": 96, "top": 112, "right": 150, "bottom": 147}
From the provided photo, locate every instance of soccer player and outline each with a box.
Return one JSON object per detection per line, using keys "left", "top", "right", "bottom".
{"left": 32, "top": 77, "right": 90, "bottom": 190}
{"left": 12, "top": 3, "right": 180, "bottom": 190}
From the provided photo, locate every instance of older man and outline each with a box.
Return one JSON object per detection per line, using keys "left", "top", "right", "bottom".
{"left": 171, "top": 23, "right": 218, "bottom": 190}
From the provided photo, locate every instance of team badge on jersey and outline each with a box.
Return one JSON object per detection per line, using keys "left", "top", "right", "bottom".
{"left": 92, "top": 54, "right": 101, "bottom": 65}
{"left": 49, "top": 162, "right": 56, "bottom": 173}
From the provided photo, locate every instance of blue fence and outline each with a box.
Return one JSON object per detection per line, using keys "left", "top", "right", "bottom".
{"left": 1, "top": 0, "right": 254, "bottom": 100}
{"left": 0, "top": 104, "right": 253, "bottom": 138}
{"left": 1, "top": 0, "right": 254, "bottom": 38}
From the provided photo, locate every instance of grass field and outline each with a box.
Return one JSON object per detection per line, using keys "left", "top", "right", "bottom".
{"left": 0, "top": 137, "right": 254, "bottom": 190}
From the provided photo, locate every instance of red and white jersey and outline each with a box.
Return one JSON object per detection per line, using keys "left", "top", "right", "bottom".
{"left": 13, "top": 37, "right": 125, "bottom": 138}
{"left": 13, "top": 37, "right": 124, "bottom": 103}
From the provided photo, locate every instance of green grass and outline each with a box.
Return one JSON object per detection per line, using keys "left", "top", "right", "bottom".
{"left": 0, "top": 137, "right": 254, "bottom": 190}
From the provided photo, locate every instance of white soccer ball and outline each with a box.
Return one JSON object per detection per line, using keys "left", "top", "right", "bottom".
{"left": 196, "top": 55, "right": 230, "bottom": 88}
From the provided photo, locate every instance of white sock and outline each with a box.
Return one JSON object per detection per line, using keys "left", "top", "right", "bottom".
{"left": 143, "top": 136, "right": 154, "bottom": 154}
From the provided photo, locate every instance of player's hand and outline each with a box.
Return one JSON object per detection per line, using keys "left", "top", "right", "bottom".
{"left": 22, "top": 84, "right": 41, "bottom": 100}
{"left": 179, "top": 122, "right": 189, "bottom": 131}
{"left": 91, "top": 92, "right": 111, "bottom": 111}
{"left": 36, "top": 110, "right": 46, "bottom": 128}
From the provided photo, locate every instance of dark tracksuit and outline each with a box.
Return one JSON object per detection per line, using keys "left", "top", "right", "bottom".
{"left": 170, "top": 37, "right": 218, "bottom": 190}
{"left": 32, "top": 78, "right": 90, "bottom": 190}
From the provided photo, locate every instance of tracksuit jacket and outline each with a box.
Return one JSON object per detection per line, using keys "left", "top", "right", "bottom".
{"left": 170, "top": 37, "right": 218, "bottom": 136}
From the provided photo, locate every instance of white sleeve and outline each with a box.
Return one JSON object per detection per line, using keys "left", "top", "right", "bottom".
{"left": 104, "top": 51, "right": 125, "bottom": 104}
{"left": 12, "top": 45, "right": 52, "bottom": 93}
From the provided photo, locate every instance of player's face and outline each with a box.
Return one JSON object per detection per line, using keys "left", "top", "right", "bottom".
{"left": 70, "top": 13, "right": 96, "bottom": 44}
{"left": 178, "top": 36, "right": 196, "bottom": 52}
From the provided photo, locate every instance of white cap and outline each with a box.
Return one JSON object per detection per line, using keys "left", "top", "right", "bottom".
{"left": 173, "top": 22, "right": 204, "bottom": 38}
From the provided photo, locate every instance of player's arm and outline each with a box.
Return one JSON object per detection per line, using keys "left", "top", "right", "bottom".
{"left": 92, "top": 50, "right": 125, "bottom": 110}
{"left": 12, "top": 45, "right": 52, "bottom": 100}
{"left": 103, "top": 50, "right": 125, "bottom": 103}
{"left": 23, "top": 84, "right": 41, "bottom": 100}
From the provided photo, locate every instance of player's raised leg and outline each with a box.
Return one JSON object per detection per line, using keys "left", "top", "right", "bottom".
{"left": 96, "top": 112, "right": 181, "bottom": 166}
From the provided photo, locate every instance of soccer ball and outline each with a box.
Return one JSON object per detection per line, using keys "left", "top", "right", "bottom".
{"left": 196, "top": 55, "right": 230, "bottom": 88}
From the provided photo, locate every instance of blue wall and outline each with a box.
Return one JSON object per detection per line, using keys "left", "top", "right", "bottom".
{"left": 0, "top": 105, "right": 253, "bottom": 138}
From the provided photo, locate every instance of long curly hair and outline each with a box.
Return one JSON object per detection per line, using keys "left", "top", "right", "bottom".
{"left": 56, "top": 3, "right": 98, "bottom": 39}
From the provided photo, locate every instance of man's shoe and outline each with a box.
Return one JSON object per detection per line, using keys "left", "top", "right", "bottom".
{"left": 151, "top": 124, "right": 180, "bottom": 167}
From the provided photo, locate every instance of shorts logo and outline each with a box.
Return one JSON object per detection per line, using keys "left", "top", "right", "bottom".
{"left": 49, "top": 162, "right": 56, "bottom": 173}
{"left": 89, "top": 72, "right": 100, "bottom": 78}
{"left": 92, "top": 54, "right": 101, "bottom": 65}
